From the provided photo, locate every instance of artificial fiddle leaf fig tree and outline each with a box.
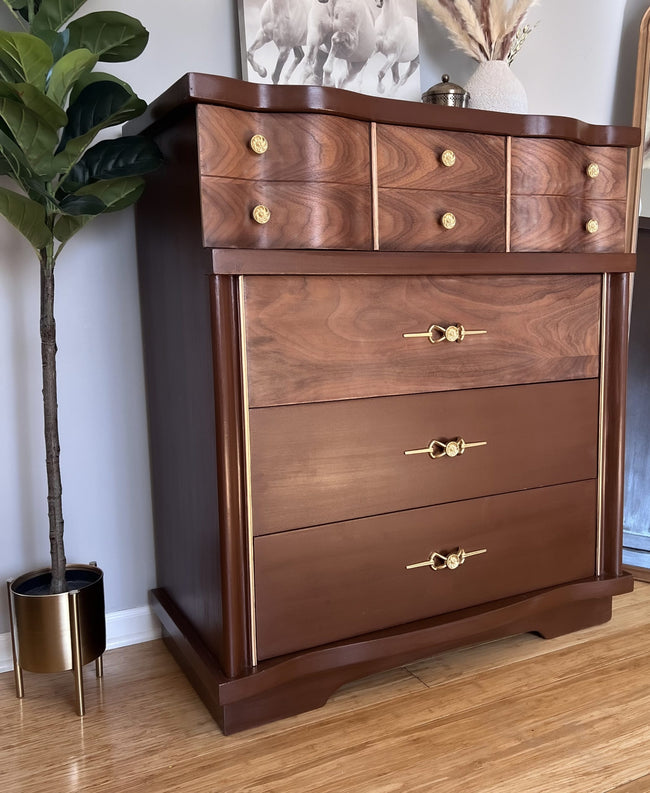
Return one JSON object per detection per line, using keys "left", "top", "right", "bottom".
{"left": 0, "top": 0, "right": 161, "bottom": 594}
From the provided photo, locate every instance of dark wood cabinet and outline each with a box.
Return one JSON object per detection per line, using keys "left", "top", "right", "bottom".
{"left": 129, "top": 74, "right": 639, "bottom": 734}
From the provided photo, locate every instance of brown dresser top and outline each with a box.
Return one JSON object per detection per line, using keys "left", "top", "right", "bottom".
{"left": 128, "top": 72, "right": 640, "bottom": 148}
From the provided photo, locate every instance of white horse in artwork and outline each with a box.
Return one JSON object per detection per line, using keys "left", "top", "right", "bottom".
{"left": 318, "top": 0, "right": 379, "bottom": 89}
{"left": 373, "top": 0, "right": 419, "bottom": 94}
{"left": 246, "top": 0, "right": 311, "bottom": 84}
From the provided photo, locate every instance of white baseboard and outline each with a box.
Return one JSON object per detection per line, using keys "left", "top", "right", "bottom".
{"left": 0, "top": 605, "right": 161, "bottom": 674}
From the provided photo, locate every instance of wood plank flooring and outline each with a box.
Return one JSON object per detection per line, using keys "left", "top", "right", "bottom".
{"left": 2, "top": 583, "right": 650, "bottom": 793}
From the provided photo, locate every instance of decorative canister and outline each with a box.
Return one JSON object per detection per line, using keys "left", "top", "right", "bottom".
{"left": 422, "top": 74, "right": 470, "bottom": 107}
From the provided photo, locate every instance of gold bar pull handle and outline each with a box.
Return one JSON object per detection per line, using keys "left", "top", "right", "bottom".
{"left": 404, "top": 437, "right": 487, "bottom": 459}
{"left": 403, "top": 323, "right": 487, "bottom": 345}
{"left": 406, "top": 547, "right": 487, "bottom": 571}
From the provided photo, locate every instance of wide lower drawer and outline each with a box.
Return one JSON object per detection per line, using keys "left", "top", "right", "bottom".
{"left": 378, "top": 188, "right": 505, "bottom": 251}
{"left": 254, "top": 480, "right": 598, "bottom": 660}
{"left": 242, "top": 274, "right": 601, "bottom": 407}
{"left": 511, "top": 196, "right": 626, "bottom": 252}
{"left": 249, "top": 379, "right": 599, "bottom": 535}
{"left": 200, "top": 177, "right": 372, "bottom": 249}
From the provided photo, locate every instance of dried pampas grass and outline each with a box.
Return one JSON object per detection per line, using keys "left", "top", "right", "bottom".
{"left": 419, "top": 0, "right": 539, "bottom": 63}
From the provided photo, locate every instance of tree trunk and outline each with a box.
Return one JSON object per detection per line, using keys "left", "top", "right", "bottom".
{"left": 40, "top": 253, "right": 66, "bottom": 594}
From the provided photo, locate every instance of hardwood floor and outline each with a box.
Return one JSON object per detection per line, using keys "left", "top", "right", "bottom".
{"left": 3, "top": 583, "right": 650, "bottom": 793}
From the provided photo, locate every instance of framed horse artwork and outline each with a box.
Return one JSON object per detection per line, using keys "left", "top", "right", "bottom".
{"left": 236, "top": 0, "right": 422, "bottom": 101}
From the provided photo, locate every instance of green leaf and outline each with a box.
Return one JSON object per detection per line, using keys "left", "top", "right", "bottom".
{"left": 0, "top": 81, "right": 67, "bottom": 129}
{"left": 0, "top": 95, "right": 59, "bottom": 176}
{"left": 66, "top": 12, "right": 149, "bottom": 63}
{"left": 46, "top": 47, "right": 97, "bottom": 107}
{"left": 58, "top": 80, "right": 141, "bottom": 151}
{"left": 0, "top": 184, "right": 50, "bottom": 249}
{"left": 62, "top": 135, "right": 161, "bottom": 191}
{"left": 54, "top": 175, "right": 145, "bottom": 243}
{"left": 32, "top": 0, "right": 88, "bottom": 34}
{"left": 37, "top": 28, "right": 70, "bottom": 62}
{"left": 68, "top": 69, "right": 133, "bottom": 105}
{"left": 0, "top": 31, "right": 53, "bottom": 88}
{"left": 58, "top": 191, "right": 105, "bottom": 214}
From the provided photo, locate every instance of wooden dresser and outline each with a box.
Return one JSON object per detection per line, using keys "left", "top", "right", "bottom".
{"left": 130, "top": 74, "right": 639, "bottom": 734}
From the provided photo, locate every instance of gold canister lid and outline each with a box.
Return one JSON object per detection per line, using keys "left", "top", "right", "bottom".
{"left": 422, "top": 74, "right": 470, "bottom": 107}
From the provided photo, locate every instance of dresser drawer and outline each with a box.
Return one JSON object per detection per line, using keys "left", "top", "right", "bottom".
{"left": 511, "top": 139, "right": 627, "bottom": 200}
{"left": 254, "top": 480, "right": 597, "bottom": 659}
{"left": 197, "top": 105, "right": 370, "bottom": 184}
{"left": 249, "top": 379, "right": 599, "bottom": 535}
{"left": 511, "top": 195, "right": 626, "bottom": 253}
{"left": 376, "top": 126, "right": 505, "bottom": 193}
{"left": 201, "top": 177, "right": 372, "bottom": 249}
{"left": 243, "top": 274, "right": 601, "bottom": 406}
{"left": 378, "top": 189, "right": 505, "bottom": 251}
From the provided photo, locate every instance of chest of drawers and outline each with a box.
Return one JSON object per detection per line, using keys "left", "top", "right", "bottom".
{"left": 130, "top": 74, "right": 639, "bottom": 734}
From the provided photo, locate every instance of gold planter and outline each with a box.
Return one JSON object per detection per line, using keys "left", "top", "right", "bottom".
{"left": 7, "top": 564, "right": 106, "bottom": 716}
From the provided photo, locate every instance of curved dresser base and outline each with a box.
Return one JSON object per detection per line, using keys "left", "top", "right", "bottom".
{"left": 151, "top": 574, "right": 633, "bottom": 735}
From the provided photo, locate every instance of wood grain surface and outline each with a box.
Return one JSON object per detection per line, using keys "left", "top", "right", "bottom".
{"left": 376, "top": 126, "right": 505, "bottom": 192}
{"left": 243, "top": 274, "right": 601, "bottom": 406}
{"left": 378, "top": 188, "right": 506, "bottom": 251}
{"left": 254, "top": 480, "right": 597, "bottom": 659}
{"left": 201, "top": 176, "right": 372, "bottom": 249}
{"left": 511, "top": 138, "right": 628, "bottom": 199}
{"left": 249, "top": 379, "right": 599, "bottom": 534}
{"left": 511, "top": 196, "right": 626, "bottom": 252}
{"left": 197, "top": 105, "right": 370, "bottom": 184}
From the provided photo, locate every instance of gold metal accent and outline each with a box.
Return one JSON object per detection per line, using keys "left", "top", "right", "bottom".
{"left": 441, "top": 149, "right": 456, "bottom": 167}
{"left": 252, "top": 204, "right": 271, "bottom": 225}
{"left": 238, "top": 276, "right": 258, "bottom": 666}
{"left": 249, "top": 134, "right": 268, "bottom": 154}
{"left": 404, "top": 437, "right": 487, "bottom": 459}
{"left": 586, "top": 162, "right": 600, "bottom": 179}
{"left": 406, "top": 547, "right": 487, "bottom": 571}
{"left": 403, "top": 323, "right": 487, "bottom": 344}
{"left": 596, "top": 274, "right": 608, "bottom": 576}
{"left": 371, "top": 122, "right": 379, "bottom": 250}
{"left": 69, "top": 589, "right": 85, "bottom": 716}
{"left": 441, "top": 211, "right": 456, "bottom": 230}
{"left": 6, "top": 579, "right": 23, "bottom": 698}
{"left": 586, "top": 218, "right": 599, "bottom": 234}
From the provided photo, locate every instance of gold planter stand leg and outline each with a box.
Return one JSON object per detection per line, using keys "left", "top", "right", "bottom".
{"left": 6, "top": 580, "right": 24, "bottom": 699}
{"left": 68, "top": 589, "right": 85, "bottom": 717}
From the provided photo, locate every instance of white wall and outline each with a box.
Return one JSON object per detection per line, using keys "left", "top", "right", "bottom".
{"left": 1, "top": 0, "right": 648, "bottom": 634}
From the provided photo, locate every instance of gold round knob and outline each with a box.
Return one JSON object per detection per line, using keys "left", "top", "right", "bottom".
{"left": 441, "top": 212, "right": 456, "bottom": 230}
{"left": 585, "top": 218, "right": 599, "bottom": 234}
{"left": 445, "top": 440, "right": 461, "bottom": 458}
{"left": 249, "top": 134, "right": 268, "bottom": 154}
{"left": 446, "top": 553, "right": 461, "bottom": 570}
{"left": 252, "top": 204, "right": 271, "bottom": 224}
{"left": 586, "top": 162, "right": 600, "bottom": 179}
{"left": 441, "top": 149, "right": 456, "bottom": 167}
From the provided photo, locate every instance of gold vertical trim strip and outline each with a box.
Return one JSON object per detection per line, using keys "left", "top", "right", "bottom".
{"left": 237, "top": 275, "right": 257, "bottom": 666}
{"left": 371, "top": 122, "right": 379, "bottom": 251}
{"left": 596, "top": 273, "right": 608, "bottom": 577}
{"left": 505, "top": 136, "right": 512, "bottom": 253}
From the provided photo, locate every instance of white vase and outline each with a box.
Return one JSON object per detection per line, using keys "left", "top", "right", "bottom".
{"left": 465, "top": 60, "right": 528, "bottom": 113}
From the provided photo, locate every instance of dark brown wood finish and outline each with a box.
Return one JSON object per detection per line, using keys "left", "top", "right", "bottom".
{"left": 126, "top": 73, "right": 640, "bottom": 148}
{"left": 378, "top": 189, "right": 506, "bottom": 251}
{"left": 511, "top": 139, "right": 628, "bottom": 199}
{"left": 197, "top": 105, "right": 370, "bottom": 184}
{"left": 511, "top": 196, "right": 626, "bottom": 252}
{"left": 131, "top": 76, "right": 637, "bottom": 734}
{"left": 601, "top": 273, "right": 631, "bottom": 577}
{"left": 376, "top": 127, "right": 505, "bottom": 192}
{"left": 212, "top": 249, "right": 636, "bottom": 276}
{"left": 243, "top": 274, "right": 601, "bottom": 406}
{"left": 200, "top": 177, "right": 373, "bottom": 250}
{"left": 249, "top": 380, "right": 599, "bottom": 534}
{"left": 254, "top": 481, "right": 598, "bottom": 659}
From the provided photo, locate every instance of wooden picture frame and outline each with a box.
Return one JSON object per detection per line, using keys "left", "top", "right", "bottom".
{"left": 236, "top": 0, "right": 422, "bottom": 101}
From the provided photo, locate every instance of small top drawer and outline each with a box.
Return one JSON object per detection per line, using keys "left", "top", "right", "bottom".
{"left": 511, "top": 139, "right": 628, "bottom": 200}
{"left": 376, "top": 125, "right": 505, "bottom": 193}
{"left": 197, "top": 105, "right": 370, "bottom": 185}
